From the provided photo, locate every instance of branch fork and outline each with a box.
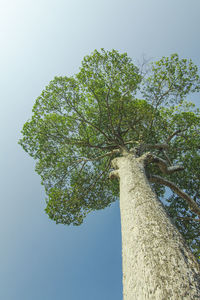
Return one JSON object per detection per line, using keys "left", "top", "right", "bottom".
{"left": 140, "top": 152, "right": 184, "bottom": 174}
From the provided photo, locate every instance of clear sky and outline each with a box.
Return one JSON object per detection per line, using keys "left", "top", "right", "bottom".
{"left": 1, "top": 0, "right": 200, "bottom": 299}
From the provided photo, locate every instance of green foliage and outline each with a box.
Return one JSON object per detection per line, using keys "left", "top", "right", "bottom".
{"left": 19, "top": 49, "right": 200, "bottom": 260}
{"left": 142, "top": 53, "right": 200, "bottom": 106}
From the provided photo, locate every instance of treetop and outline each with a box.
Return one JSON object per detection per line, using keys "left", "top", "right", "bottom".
{"left": 19, "top": 49, "right": 200, "bottom": 241}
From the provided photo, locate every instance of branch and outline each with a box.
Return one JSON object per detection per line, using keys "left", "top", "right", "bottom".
{"left": 80, "top": 140, "right": 118, "bottom": 151}
{"left": 109, "top": 170, "right": 119, "bottom": 179}
{"left": 176, "top": 216, "right": 200, "bottom": 223}
{"left": 74, "top": 156, "right": 113, "bottom": 200}
{"left": 126, "top": 141, "right": 168, "bottom": 147}
{"left": 64, "top": 97, "right": 112, "bottom": 142}
{"left": 86, "top": 157, "right": 112, "bottom": 193}
{"left": 117, "top": 90, "right": 131, "bottom": 130}
{"left": 149, "top": 175, "right": 200, "bottom": 218}
{"left": 124, "top": 142, "right": 169, "bottom": 152}
{"left": 166, "top": 128, "right": 187, "bottom": 143}
{"left": 105, "top": 86, "right": 115, "bottom": 136}
{"left": 162, "top": 150, "right": 172, "bottom": 165}
{"left": 88, "top": 86, "right": 107, "bottom": 132}
{"left": 76, "top": 149, "right": 120, "bottom": 164}
{"left": 141, "top": 153, "right": 184, "bottom": 174}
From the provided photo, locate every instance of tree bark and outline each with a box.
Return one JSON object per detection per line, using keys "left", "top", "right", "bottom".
{"left": 111, "top": 153, "right": 200, "bottom": 300}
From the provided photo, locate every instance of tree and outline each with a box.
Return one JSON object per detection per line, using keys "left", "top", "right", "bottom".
{"left": 19, "top": 49, "right": 200, "bottom": 299}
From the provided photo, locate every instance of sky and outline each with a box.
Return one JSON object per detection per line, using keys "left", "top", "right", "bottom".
{"left": 1, "top": 0, "right": 200, "bottom": 299}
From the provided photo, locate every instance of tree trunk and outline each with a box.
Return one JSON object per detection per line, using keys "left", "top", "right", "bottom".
{"left": 111, "top": 153, "right": 200, "bottom": 300}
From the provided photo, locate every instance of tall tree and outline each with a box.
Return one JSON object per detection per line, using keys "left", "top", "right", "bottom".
{"left": 19, "top": 49, "right": 200, "bottom": 299}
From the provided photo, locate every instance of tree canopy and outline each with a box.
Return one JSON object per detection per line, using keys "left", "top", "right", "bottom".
{"left": 19, "top": 49, "right": 200, "bottom": 259}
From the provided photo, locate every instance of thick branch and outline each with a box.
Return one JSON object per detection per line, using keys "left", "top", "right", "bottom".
{"left": 149, "top": 175, "right": 200, "bottom": 218}
{"left": 109, "top": 170, "right": 119, "bottom": 179}
{"left": 141, "top": 153, "right": 184, "bottom": 174}
{"left": 144, "top": 143, "right": 169, "bottom": 150}
{"left": 162, "top": 150, "right": 172, "bottom": 165}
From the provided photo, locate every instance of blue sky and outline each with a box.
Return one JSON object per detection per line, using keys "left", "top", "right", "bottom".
{"left": 1, "top": 0, "right": 200, "bottom": 299}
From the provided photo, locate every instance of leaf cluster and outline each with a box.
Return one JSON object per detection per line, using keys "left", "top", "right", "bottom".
{"left": 19, "top": 49, "right": 200, "bottom": 259}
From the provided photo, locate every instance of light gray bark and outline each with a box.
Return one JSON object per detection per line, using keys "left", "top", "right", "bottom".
{"left": 111, "top": 153, "right": 200, "bottom": 300}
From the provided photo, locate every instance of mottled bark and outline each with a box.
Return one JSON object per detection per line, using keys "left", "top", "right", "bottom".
{"left": 111, "top": 153, "right": 200, "bottom": 300}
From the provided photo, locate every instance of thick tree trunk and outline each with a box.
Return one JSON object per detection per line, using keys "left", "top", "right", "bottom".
{"left": 111, "top": 153, "right": 200, "bottom": 300}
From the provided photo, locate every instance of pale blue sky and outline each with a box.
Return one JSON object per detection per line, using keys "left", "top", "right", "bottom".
{"left": 1, "top": 0, "right": 200, "bottom": 299}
